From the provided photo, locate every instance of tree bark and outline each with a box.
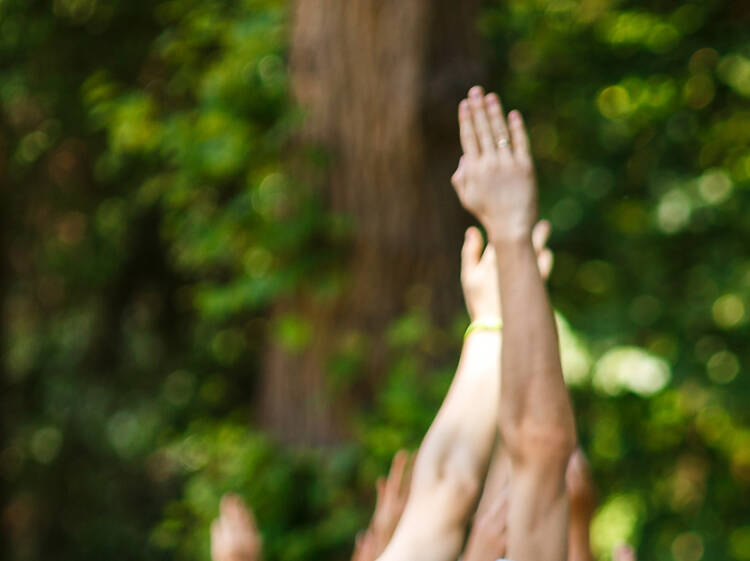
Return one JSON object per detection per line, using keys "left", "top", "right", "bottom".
{"left": 259, "top": 0, "right": 483, "bottom": 444}
{"left": 0, "top": 121, "right": 10, "bottom": 561}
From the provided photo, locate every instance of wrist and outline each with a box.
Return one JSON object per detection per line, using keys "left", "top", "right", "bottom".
{"left": 487, "top": 224, "right": 534, "bottom": 248}
{"left": 465, "top": 317, "right": 503, "bottom": 340}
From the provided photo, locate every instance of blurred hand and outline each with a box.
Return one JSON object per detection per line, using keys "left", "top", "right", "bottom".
{"left": 566, "top": 448, "right": 598, "bottom": 561}
{"left": 567, "top": 448, "right": 597, "bottom": 522}
{"left": 460, "top": 220, "right": 553, "bottom": 322}
{"left": 453, "top": 86, "right": 537, "bottom": 242}
{"left": 614, "top": 544, "right": 637, "bottom": 561}
{"left": 462, "top": 487, "right": 509, "bottom": 561}
{"left": 351, "top": 450, "right": 413, "bottom": 561}
{"left": 351, "top": 531, "right": 376, "bottom": 561}
{"left": 211, "top": 494, "right": 262, "bottom": 561}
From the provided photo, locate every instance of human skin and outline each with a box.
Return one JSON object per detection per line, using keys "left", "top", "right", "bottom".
{"left": 566, "top": 448, "right": 598, "bottom": 561}
{"left": 462, "top": 477, "right": 510, "bottom": 561}
{"left": 376, "top": 212, "right": 554, "bottom": 561}
{"left": 464, "top": 446, "right": 597, "bottom": 561}
{"left": 351, "top": 450, "right": 412, "bottom": 561}
{"left": 454, "top": 85, "right": 577, "bottom": 561}
{"left": 375, "top": 231, "right": 504, "bottom": 561}
{"left": 462, "top": 227, "right": 555, "bottom": 561}
{"left": 614, "top": 544, "right": 637, "bottom": 561}
{"left": 210, "top": 494, "right": 262, "bottom": 561}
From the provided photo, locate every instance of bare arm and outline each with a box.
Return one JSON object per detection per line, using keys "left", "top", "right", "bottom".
{"left": 376, "top": 229, "right": 502, "bottom": 561}
{"left": 463, "top": 223, "right": 553, "bottom": 561}
{"left": 455, "top": 86, "right": 577, "bottom": 561}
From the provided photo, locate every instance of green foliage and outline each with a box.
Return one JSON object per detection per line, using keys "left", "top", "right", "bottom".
{"left": 1, "top": 0, "right": 749, "bottom": 560}
{"left": 150, "top": 422, "right": 366, "bottom": 561}
{"left": 478, "top": 1, "right": 750, "bottom": 558}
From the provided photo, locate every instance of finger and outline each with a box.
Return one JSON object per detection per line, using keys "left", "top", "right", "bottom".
{"left": 461, "top": 227, "right": 483, "bottom": 272}
{"left": 567, "top": 448, "right": 591, "bottom": 481}
{"left": 211, "top": 519, "right": 222, "bottom": 542}
{"left": 352, "top": 531, "right": 366, "bottom": 561}
{"left": 508, "top": 110, "right": 532, "bottom": 166}
{"left": 225, "top": 497, "right": 259, "bottom": 543}
{"left": 220, "top": 493, "right": 240, "bottom": 520}
{"left": 210, "top": 520, "right": 225, "bottom": 560}
{"left": 459, "top": 100, "right": 479, "bottom": 158}
{"left": 468, "top": 86, "right": 496, "bottom": 154}
{"left": 451, "top": 156, "right": 466, "bottom": 192}
{"left": 401, "top": 452, "right": 414, "bottom": 493}
{"left": 223, "top": 494, "right": 251, "bottom": 526}
{"left": 376, "top": 477, "right": 386, "bottom": 501}
{"left": 388, "top": 450, "right": 409, "bottom": 492}
{"left": 485, "top": 93, "right": 509, "bottom": 145}
{"left": 532, "top": 220, "right": 551, "bottom": 253}
{"left": 360, "top": 531, "right": 376, "bottom": 561}
{"left": 537, "top": 249, "right": 554, "bottom": 280}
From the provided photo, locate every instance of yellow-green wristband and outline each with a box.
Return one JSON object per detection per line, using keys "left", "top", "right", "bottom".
{"left": 464, "top": 318, "right": 503, "bottom": 339}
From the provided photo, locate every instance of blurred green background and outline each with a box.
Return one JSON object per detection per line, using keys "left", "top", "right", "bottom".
{"left": 1, "top": 0, "right": 749, "bottom": 560}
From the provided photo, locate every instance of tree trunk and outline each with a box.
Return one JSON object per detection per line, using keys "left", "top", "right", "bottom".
{"left": 0, "top": 122, "right": 10, "bottom": 561}
{"left": 259, "top": 0, "right": 483, "bottom": 444}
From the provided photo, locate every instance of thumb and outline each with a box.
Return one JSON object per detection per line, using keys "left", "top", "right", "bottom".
{"left": 461, "top": 226, "right": 483, "bottom": 273}
{"left": 532, "top": 219, "right": 551, "bottom": 254}
{"left": 451, "top": 156, "right": 466, "bottom": 190}
{"left": 537, "top": 248, "right": 554, "bottom": 281}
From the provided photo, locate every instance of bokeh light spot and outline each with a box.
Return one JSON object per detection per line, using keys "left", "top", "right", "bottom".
{"left": 598, "top": 85, "right": 631, "bottom": 120}
{"left": 593, "top": 347, "right": 671, "bottom": 396}
{"left": 671, "top": 532, "right": 703, "bottom": 561}
{"left": 698, "top": 169, "right": 732, "bottom": 204}
{"left": 30, "top": 427, "right": 63, "bottom": 464}
{"left": 712, "top": 293, "right": 745, "bottom": 328}
{"left": 706, "top": 350, "right": 739, "bottom": 384}
{"left": 657, "top": 189, "right": 691, "bottom": 233}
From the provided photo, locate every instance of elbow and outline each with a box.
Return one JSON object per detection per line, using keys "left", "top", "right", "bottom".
{"left": 500, "top": 414, "right": 577, "bottom": 468}
{"left": 418, "top": 445, "right": 482, "bottom": 522}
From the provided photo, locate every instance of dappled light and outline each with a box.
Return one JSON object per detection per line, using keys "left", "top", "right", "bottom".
{"left": 1, "top": 0, "right": 748, "bottom": 560}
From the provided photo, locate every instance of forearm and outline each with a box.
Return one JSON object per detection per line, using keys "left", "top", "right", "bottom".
{"left": 492, "top": 233, "right": 575, "bottom": 456}
{"left": 492, "top": 233, "right": 575, "bottom": 561}
{"left": 381, "top": 331, "right": 500, "bottom": 561}
{"left": 412, "top": 330, "right": 500, "bottom": 491}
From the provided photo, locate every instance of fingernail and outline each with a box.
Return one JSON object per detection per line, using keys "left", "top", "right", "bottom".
{"left": 469, "top": 86, "right": 483, "bottom": 97}
{"left": 509, "top": 110, "right": 521, "bottom": 121}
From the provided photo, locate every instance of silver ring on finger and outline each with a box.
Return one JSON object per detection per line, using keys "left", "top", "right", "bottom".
{"left": 497, "top": 138, "right": 510, "bottom": 149}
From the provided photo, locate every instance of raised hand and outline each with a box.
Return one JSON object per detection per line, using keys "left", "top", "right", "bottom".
{"left": 614, "top": 544, "right": 637, "bottom": 561}
{"left": 462, "top": 487, "right": 509, "bottom": 561}
{"left": 459, "top": 220, "right": 553, "bottom": 322}
{"left": 371, "top": 450, "right": 412, "bottom": 553}
{"left": 351, "top": 450, "right": 412, "bottom": 561}
{"left": 566, "top": 449, "right": 598, "bottom": 561}
{"left": 453, "top": 86, "right": 537, "bottom": 242}
{"left": 211, "top": 494, "right": 262, "bottom": 561}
